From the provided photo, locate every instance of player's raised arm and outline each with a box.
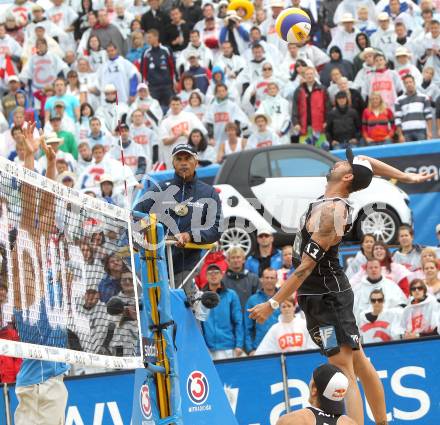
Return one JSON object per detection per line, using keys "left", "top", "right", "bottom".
{"left": 38, "top": 135, "right": 58, "bottom": 232}
{"left": 248, "top": 201, "right": 342, "bottom": 324}
{"left": 20, "top": 123, "right": 39, "bottom": 233}
{"left": 357, "top": 154, "right": 435, "bottom": 184}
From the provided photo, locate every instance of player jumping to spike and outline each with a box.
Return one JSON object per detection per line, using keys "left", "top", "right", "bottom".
{"left": 249, "top": 148, "right": 434, "bottom": 425}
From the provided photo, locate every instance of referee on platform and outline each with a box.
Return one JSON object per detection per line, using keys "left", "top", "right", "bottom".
{"left": 135, "top": 144, "right": 222, "bottom": 294}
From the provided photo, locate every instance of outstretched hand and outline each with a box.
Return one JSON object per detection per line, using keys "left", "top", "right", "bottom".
{"left": 41, "top": 134, "right": 56, "bottom": 162}
{"left": 22, "top": 122, "right": 38, "bottom": 157}
{"left": 402, "top": 170, "right": 436, "bottom": 184}
{"left": 248, "top": 302, "right": 273, "bottom": 324}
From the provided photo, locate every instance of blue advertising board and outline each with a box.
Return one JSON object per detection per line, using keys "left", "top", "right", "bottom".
{"left": 3, "top": 337, "right": 439, "bottom": 424}
{"left": 7, "top": 371, "right": 135, "bottom": 425}
{"left": 216, "top": 337, "right": 440, "bottom": 425}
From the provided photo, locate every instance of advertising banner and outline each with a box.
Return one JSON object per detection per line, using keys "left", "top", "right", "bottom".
{"left": 216, "top": 337, "right": 440, "bottom": 425}
{"left": 4, "top": 337, "right": 439, "bottom": 424}
{"left": 8, "top": 372, "right": 135, "bottom": 425}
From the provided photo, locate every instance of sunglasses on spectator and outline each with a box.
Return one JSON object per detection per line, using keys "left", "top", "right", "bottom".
{"left": 258, "top": 234, "right": 271, "bottom": 238}
{"left": 263, "top": 67, "right": 272, "bottom": 71}
{"left": 207, "top": 269, "right": 221, "bottom": 275}
{"left": 410, "top": 286, "right": 424, "bottom": 292}
{"left": 370, "top": 298, "right": 384, "bottom": 303}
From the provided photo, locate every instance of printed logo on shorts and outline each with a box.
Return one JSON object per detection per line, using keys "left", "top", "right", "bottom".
{"left": 140, "top": 384, "right": 153, "bottom": 419}
{"left": 319, "top": 325, "right": 338, "bottom": 351}
{"left": 187, "top": 370, "right": 210, "bottom": 405}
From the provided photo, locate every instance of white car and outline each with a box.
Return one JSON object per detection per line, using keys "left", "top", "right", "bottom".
{"left": 214, "top": 145, "right": 412, "bottom": 255}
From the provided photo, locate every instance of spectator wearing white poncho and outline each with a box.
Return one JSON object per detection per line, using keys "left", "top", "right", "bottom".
{"left": 402, "top": 280, "right": 439, "bottom": 339}
{"left": 353, "top": 259, "right": 408, "bottom": 322}
{"left": 255, "top": 297, "right": 317, "bottom": 355}
{"left": 256, "top": 81, "right": 291, "bottom": 144}
{"left": 358, "top": 289, "right": 403, "bottom": 344}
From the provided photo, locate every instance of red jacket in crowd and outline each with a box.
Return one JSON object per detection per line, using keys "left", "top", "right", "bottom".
{"left": 0, "top": 325, "right": 22, "bottom": 384}
{"left": 292, "top": 82, "right": 329, "bottom": 135}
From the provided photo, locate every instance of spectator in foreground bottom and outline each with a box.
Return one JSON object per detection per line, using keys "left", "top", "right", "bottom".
{"left": 201, "top": 264, "right": 244, "bottom": 360}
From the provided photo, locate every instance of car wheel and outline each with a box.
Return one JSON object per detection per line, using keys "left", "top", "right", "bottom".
{"left": 356, "top": 206, "right": 400, "bottom": 244}
{"left": 219, "top": 220, "right": 256, "bottom": 256}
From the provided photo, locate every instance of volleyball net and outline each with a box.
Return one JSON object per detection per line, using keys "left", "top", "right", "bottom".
{"left": 0, "top": 157, "right": 143, "bottom": 370}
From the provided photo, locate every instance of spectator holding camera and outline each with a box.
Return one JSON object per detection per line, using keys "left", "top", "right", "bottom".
{"left": 107, "top": 269, "right": 139, "bottom": 357}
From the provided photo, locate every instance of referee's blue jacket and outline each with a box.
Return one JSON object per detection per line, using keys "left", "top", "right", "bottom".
{"left": 135, "top": 172, "right": 222, "bottom": 274}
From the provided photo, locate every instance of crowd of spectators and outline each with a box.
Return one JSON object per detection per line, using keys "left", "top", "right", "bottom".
{"left": 198, "top": 224, "right": 440, "bottom": 360}
{"left": 0, "top": 0, "right": 440, "bottom": 377}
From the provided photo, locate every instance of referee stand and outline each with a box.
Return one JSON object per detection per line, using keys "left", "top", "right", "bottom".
{"left": 131, "top": 213, "right": 237, "bottom": 424}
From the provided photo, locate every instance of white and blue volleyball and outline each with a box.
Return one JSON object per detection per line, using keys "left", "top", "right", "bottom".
{"left": 275, "top": 7, "right": 311, "bottom": 43}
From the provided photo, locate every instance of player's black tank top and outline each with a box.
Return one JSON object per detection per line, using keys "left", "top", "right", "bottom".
{"left": 293, "top": 197, "right": 353, "bottom": 296}
{"left": 306, "top": 406, "right": 342, "bottom": 424}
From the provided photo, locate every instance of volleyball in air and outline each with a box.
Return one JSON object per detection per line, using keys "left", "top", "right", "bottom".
{"left": 275, "top": 8, "right": 311, "bottom": 43}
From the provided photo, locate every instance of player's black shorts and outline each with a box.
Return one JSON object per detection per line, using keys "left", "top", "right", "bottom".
{"left": 298, "top": 289, "right": 360, "bottom": 357}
